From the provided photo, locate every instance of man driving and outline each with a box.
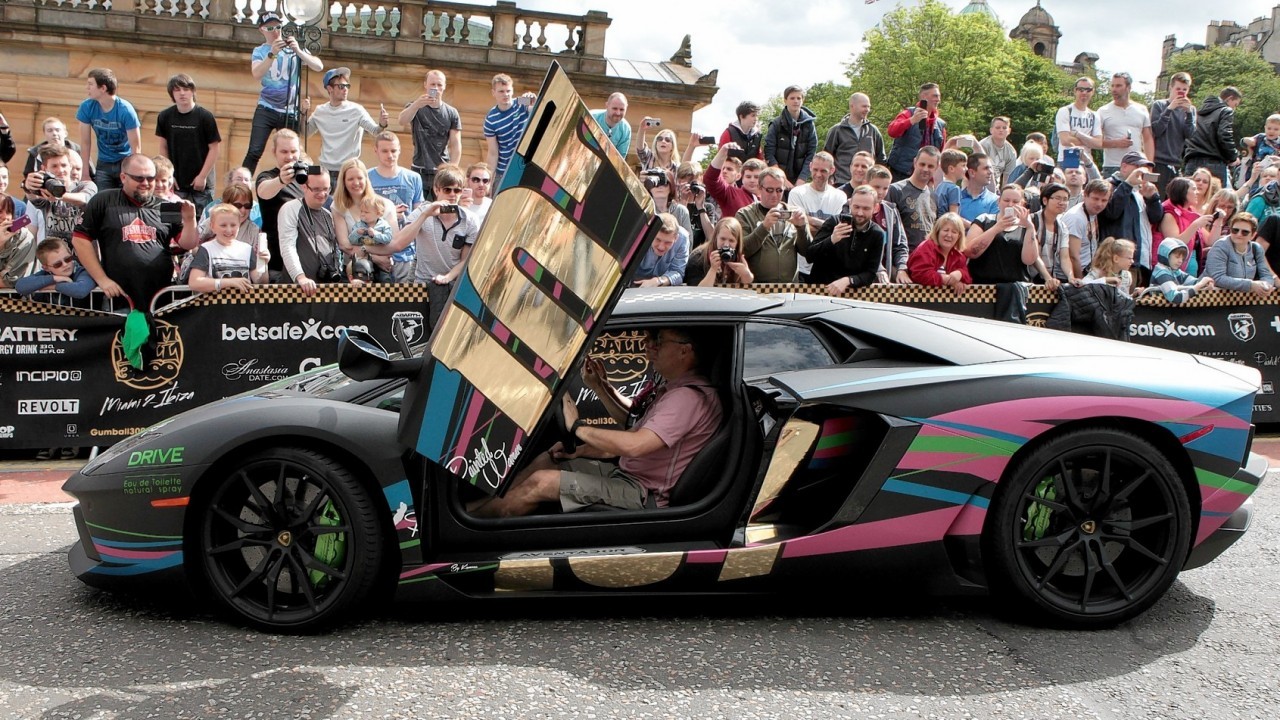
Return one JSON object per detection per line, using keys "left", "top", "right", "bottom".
{"left": 469, "top": 328, "right": 722, "bottom": 517}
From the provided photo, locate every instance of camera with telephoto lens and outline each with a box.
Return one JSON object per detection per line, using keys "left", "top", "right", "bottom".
{"left": 39, "top": 172, "right": 67, "bottom": 199}
{"left": 716, "top": 246, "right": 737, "bottom": 263}
{"left": 641, "top": 168, "right": 668, "bottom": 191}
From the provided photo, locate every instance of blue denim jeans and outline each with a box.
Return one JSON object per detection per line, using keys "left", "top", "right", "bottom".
{"left": 242, "top": 105, "right": 293, "bottom": 175}
{"left": 93, "top": 159, "right": 122, "bottom": 191}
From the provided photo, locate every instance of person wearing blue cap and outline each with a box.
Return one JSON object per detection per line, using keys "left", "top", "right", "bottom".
{"left": 307, "top": 67, "right": 390, "bottom": 189}
{"left": 242, "top": 11, "right": 323, "bottom": 174}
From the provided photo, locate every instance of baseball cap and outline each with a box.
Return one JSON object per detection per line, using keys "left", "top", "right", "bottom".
{"left": 323, "top": 67, "right": 352, "bottom": 87}
{"left": 258, "top": 11, "right": 283, "bottom": 27}
{"left": 1121, "top": 150, "right": 1155, "bottom": 168}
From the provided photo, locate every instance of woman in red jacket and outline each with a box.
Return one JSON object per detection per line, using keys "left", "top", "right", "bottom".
{"left": 908, "top": 212, "right": 971, "bottom": 295}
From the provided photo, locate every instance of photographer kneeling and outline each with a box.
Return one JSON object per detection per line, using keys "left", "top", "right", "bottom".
{"left": 278, "top": 165, "right": 343, "bottom": 296}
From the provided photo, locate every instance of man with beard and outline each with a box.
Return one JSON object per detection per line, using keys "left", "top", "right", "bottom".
{"left": 805, "top": 186, "right": 885, "bottom": 295}
{"left": 22, "top": 144, "right": 97, "bottom": 243}
{"left": 73, "top": 154, "right": 197, "bottom": 308}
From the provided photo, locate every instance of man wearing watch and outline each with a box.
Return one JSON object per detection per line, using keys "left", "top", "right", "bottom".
{"left": 242, "top": 11, "right": 324, "bottom": 173}
{"left": 469, "top": 328, "right": 723, "bottom": 517}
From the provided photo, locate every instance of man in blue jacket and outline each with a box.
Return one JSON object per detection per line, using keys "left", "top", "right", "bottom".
{"left": 1099, "top": 151, "right": 1163, "bottom": 285}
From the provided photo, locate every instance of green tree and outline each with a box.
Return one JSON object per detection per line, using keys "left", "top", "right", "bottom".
{"left": 844, "top": 0, "right": 1072, "bottom": 151}
{"left": 1167, "top": 46, "right": 1280, "bottom": 138}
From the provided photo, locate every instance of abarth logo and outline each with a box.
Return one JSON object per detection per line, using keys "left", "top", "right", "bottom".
{"left": 1229, "top": 313, "right": 1256, "bottom": 342}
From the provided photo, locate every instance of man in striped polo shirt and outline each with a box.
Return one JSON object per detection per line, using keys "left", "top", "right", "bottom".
{"left": 483, "top": 73, "right": 535, "bottom": 189}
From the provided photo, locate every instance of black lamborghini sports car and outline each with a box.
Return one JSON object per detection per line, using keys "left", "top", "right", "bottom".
{"left": 64, "top": 66, "right": 1264, "bottom": 632}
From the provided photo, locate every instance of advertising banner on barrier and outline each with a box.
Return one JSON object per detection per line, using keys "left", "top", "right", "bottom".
{"left": 0, "top": 286, "right": 429, "bottom": 450}
{"left": 3, "top": 283, "right": 1278, "bottom": 449}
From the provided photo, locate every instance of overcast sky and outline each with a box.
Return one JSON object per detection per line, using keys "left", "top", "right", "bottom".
{"left": 507, "top": 0, "right": 1279, "bottom": 133}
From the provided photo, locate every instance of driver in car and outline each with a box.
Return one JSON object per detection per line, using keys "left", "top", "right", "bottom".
{"left": 468, "top": 328, "right": 723, "bottom": 516}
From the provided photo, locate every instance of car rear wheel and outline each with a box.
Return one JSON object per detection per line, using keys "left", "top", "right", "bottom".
{"left": 199, "top": 448, "right": 383, "bottom": 632}
{"left": 986, "top": 429, "right": 1191, "bottom": 627}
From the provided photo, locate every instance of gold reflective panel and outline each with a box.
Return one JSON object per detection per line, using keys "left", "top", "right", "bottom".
{"left": 494, "top": 559, "right": 555, "bottom": 592}
{"left": 519, "top": 70, "right": 651, "bottom": 210}
{"left": 431, "top": 310, "right": 551, "bottom": 430}
{"left": 463, "top": 187, "right": 622, "bottom": 360}
{"left": 750, "top": 418, "right": 820, "bottom": 521}
{"left": 567, "top": 552, "right": 683, "bottom": 588}
{"left": 745, "top": 524, "right": 783, "bottom": 544}
{"left": 719, "top": 544, "right": 782, "bottom": 582}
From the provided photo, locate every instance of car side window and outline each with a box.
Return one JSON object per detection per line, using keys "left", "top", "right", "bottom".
{"left": 743, "top": 323, "right": 836, "bottom": 379}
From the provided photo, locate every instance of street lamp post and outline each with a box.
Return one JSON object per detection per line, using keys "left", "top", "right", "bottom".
{"left": 282, "top": 0, "right": 328, "bottom": 138}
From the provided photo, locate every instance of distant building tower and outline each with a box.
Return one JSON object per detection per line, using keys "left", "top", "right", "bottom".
{"left": 1010, "top": 1, "right": 1062, "bottom": 61}
{"left": 959, "top": 0, "right": 1002, "bottom": 25}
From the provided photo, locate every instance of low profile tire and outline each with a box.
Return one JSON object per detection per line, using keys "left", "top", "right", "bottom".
{"left": 199, "top": 447, "right": 383, "bottom": 632}
{"left": 986, "top": 429, "right": 1191, "bottom": 628}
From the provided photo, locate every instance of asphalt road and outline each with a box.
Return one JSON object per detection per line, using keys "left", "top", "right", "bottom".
{"left": 0, "top": 477, "right": 1275, "bottom": 720}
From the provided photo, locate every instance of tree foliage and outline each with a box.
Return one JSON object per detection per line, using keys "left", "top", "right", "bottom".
{"left": 839, "top": 0, "right": 1072, "bottom": 150}
{"left": 1166, "top": 46, "right": 1280, "bottom": 138}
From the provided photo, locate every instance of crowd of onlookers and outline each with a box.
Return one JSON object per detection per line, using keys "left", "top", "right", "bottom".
{"left": 2, "top": 9, "right": 1278, "bottom": 337}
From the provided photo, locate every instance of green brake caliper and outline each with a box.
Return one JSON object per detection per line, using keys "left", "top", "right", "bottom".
{"left": 1023, "top": 476, "right": 1057, "bottom": 541}
{"left": 309, "top": 500, "right": 347, "bottom": 588}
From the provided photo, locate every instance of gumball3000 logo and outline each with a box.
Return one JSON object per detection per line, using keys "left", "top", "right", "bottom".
{"left": 111, "top": 319, "right": 184, "bottom": 390}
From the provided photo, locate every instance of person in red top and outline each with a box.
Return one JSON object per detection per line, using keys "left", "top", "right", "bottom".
{"left": 704, "top": 142, "right": 764, "bottom": 218}
{"left": 907, "top": 211, "right": 970, "bottom": 294}
{"left": 886, "top": 83, "right": 947, "bottom": 182}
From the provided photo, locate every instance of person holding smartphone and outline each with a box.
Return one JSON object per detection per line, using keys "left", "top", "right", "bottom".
{"left": 1150, "top": 72, "right": 1197, "bottom": 192}
{"left": 0, "top": 193, "right": 38, "bottom": 288}
{"left": 1098, "top": 151, "right": 1164, "bottom": 284}
{"left": 398, "top": 69, "right": 462, "bottom": 199}
{"left": 885, "top": 83, "right": 947, "bottom": 182}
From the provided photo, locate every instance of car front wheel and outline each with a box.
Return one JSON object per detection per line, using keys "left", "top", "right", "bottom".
{"left": 199, "top": 447, "right": 383, "bottom": 632}
{"left": 986, "top": 429, "right": 1191, "bottom": 627}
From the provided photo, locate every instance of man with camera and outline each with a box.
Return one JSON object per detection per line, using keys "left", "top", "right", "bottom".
{"left": 398, "top": 70, "right": 462, "bottom": 199}
{"left": 72, "top": 154, "right": 198, "bottom": 310}
{"left": 736, "top": 167, "right": 812, "bottom": 283}
{"left": 242, "top": 12, "right": 324, "bottom": 174}
{"left": 254, "top": 129, "right": 307, "bottom": 280}
{"left": 373, "top": 165, "right": 477, "bottom": 329}
{"left": 277, "top": 166, "right": 338, "bottom": 297}
{"left": 1099, "top": 151, "right": 1164, "bottom": 284}
{"left": 22, "top": 145, "right": 97, "bottom": 243}
{"left": 805, "top": 186, "right": 885, "bottom": 296}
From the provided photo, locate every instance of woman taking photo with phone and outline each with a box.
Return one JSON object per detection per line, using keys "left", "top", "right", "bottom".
{"left": 1154, "top": 177, "right": 1215, "bottom": 276}
{"left": 0, "top": 193, "right": 37, "bottom": 288}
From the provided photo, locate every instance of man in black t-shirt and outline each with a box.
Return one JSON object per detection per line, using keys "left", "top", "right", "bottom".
{"left": 72, "top": 154, "right": 198, "bottom": 309}
{"left": 155, "top": 73, "right": 221, "bottom": 214}
{"left": 253, "top": 128, "right": 306, "bottom": 278}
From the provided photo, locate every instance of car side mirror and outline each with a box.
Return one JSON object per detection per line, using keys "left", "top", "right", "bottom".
{"left": 338, "top": 329, "right": 422, "bottom": 381}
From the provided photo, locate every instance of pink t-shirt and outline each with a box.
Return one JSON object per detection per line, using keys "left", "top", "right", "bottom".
{"left": 620, "top": 374, "right": 723, "bottom": 506}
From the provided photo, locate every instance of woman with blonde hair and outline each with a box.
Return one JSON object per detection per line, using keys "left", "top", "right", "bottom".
{"left": 637, "top": 127, "right": 680, "bottom": 174}
{"left": 1192, "top": 167, "right": 1222, "bottom": 215}
{"left": 332, "top": 157, "right": 397, "bottom": 282}
{"left": 907, "top": 212, "right": 970, "bottom": 295}
{"left": 684, "top": 217, "right": 753, "bottom": 286}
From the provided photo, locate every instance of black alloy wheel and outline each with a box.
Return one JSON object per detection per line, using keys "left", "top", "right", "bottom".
{"left": 987, "top": 429, "right": 1191, "bottom": 627}
{"left": 199, "top": 448, "right": 383, "bottom": 632}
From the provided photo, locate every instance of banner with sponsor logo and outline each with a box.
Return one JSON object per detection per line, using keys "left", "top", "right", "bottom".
{"left": 0, "top": 286, "right": 428, "bottom": 449}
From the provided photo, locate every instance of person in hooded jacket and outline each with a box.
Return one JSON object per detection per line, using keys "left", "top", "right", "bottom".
{"left": 1245, "top": 180, "right": 1280, "bottom": 224}
{"left": 719, "top": 101, "right": 764, "bottom": 164}
{"left": 1183, "top": 87, "right": 1241, "bottom": 185}
{"left": 1147, "top": 237, "right": 1213, "bottom": 304}
{"left": 764, "top": 86, "right": 818, "bottom": 187}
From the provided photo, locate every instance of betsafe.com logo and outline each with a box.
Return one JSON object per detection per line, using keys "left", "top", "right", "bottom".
{"left": 221, "top": 320, "right": 369, "bottom": 342}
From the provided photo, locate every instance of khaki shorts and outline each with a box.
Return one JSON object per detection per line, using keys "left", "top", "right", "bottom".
{"left": 558, "top": 458, "right": 648, "bottom": 511}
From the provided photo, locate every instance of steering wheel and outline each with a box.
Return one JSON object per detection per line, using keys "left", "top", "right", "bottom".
{"left": 552, "top": 399, "right": 579, "bottom": 455}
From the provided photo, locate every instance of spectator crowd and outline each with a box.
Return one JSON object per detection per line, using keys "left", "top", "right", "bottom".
{"left": 2, "top": 11, "right": 1279, "bottom": 339}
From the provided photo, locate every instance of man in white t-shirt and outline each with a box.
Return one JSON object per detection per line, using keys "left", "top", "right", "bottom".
{"left": 306, "top": 67, "right": 389, "bottom": 187}
{"left": 1055, "top": 78, "right": 1102, "bottom": 162}
{"left": 1059, "top": 179, "right": 1112, "bottom": 284}
{"left": 1098, "top": 72, "right": 1154, "bottom": 175}
{"left": 788, "top": 151, "right": 846, "bottom": 282}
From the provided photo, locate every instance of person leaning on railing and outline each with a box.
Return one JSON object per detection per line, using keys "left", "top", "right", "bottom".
{"left": 1205, "top": 211, "right": 1276, "bottom": 297}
